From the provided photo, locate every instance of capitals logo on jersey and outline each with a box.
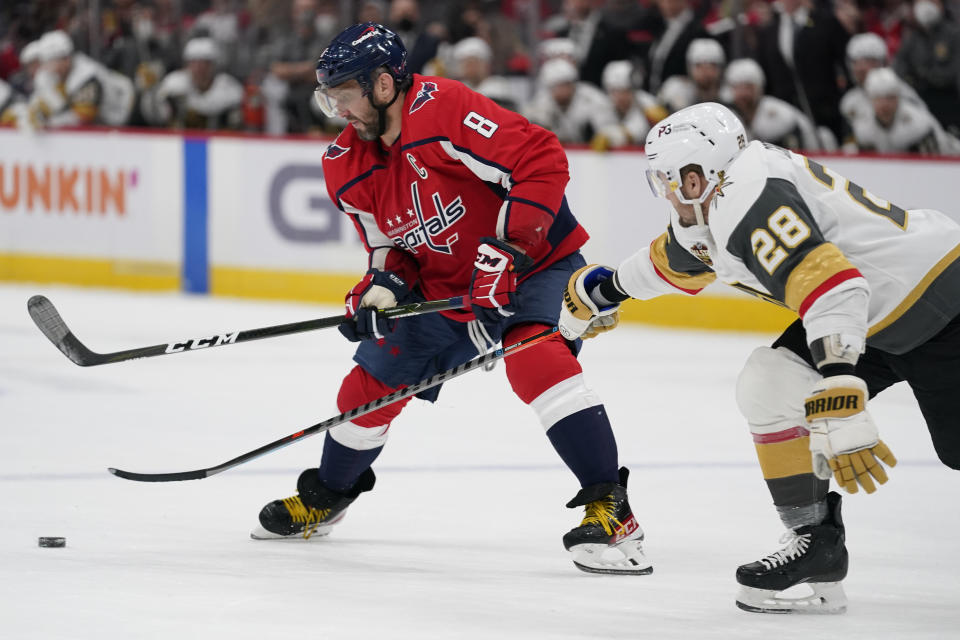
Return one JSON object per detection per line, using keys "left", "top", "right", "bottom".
{"left": 388, "top": 180, "right": 465, "bottom": 255}
{"left": 324, "top": 143, "right": 350, "bottom": 160}
{"left": 409, "top": 82, "right": 438, "bottom": 114}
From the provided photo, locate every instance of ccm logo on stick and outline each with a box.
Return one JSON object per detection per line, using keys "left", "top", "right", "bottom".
{"left": 165, "top": 332, "right": 240, "bottom": 353}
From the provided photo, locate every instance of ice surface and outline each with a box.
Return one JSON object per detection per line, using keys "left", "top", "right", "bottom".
{"left": 1, "top": 284, "right": 957, "bottom": 639}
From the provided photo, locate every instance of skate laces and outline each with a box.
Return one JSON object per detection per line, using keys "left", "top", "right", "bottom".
{"left": 581, "top": 497, "right": 625, "bottom": 536}
{"left": 281, "top": 496, "right": 331, "bottom": 540}
{"left": 759, "top": 531, "right": 812, "bottom": 569}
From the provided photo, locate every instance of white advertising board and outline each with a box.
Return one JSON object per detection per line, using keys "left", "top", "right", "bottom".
{"left": 207, "top": 137, "right": 366, "bottom": 274}
{"left": 0, "top": 129, "right": 183, "bottom": 263}
{"left": 207, "top": 138, "right": 959, "bottom": 280}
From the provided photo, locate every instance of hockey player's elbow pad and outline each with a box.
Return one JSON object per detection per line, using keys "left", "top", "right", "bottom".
{"left": 805, "top": 375, "right": 897, "bottom": 494}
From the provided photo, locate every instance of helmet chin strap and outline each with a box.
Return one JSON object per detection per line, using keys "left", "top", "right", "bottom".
{"left": 693, "top": 200, "right": 706, "bottom": 226}
{"left": 369, "top": 83, "right": 403, "bottom": 139}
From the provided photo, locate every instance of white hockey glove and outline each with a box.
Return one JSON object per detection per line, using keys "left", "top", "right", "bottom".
{"left": 805, "top": 375, "right": 897, "bottom": 494}
{"left": 559, "top": 265, "right": 621, "bottom": 341}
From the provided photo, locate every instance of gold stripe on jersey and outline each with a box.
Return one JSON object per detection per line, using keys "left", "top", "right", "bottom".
{"left": 868, "top": 242, "right": 960, "bottom": 337}
{"left": 783, "top": 243, "right": 857, "bottom": 312}
{"left": 649, "top": 233, "right": 717, "bottom": 293}
{"left": 755, "top": 437, "right": 813, "bottom": 479}
{"left": 72, "top": 103, "right": 98, "bottom": 122}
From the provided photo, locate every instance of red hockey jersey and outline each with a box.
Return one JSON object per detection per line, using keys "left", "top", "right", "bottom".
{"left": 321, "top": 74, "right": 589, "bottom": 321}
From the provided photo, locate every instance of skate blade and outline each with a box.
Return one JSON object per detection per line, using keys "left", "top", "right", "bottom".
{"left": 249, "top": 524, "right": 335, "bottom": 540}
{"left": 735, "top": 582, "right": 847, "bottom": 614}
{"left": 570, "top": 541, "right": 653, "bottom": 575}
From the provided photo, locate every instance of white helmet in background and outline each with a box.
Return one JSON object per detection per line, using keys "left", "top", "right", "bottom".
{"left": 725, "top": 58, "right": 765, "bottom": 89}
{"left": 38, "top": 30, "right": 74, "bottom": 62}
{"left": 864, "top": 67, "right": 900, "bottom": 98}
{"left": 846, "top": 32, "right": 887, "bottom": 62}
{"left": 644, "top": 102, "right": 747, "bottom": 205}
{"left": 686, "top": 38, "right": 725, "bottom": 69}
{"left": 602, "top": 60, "right": 634, "bottom": 91}
{"left": 20, "top": 40, "right": 43, "bottom": 65}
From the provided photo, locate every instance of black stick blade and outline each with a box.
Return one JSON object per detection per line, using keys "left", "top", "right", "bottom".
{"left": 27, "top": 295, "right": 101, "bottom": 366}
{"left": 108, "top": 467, "right": 208, "bottom": 482}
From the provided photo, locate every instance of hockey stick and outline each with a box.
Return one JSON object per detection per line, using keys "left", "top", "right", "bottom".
{"left": 108, "top": 326, "right": 559, "bottom": 482}
{"left": 27, "top": 294, "right": 466, "bottom": 367}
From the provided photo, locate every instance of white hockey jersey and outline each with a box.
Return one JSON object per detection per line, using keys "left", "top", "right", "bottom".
{"left": 522, "top": 82, "right": 618, "bottom": 144}
{"left": 850, "top": 101, "right": 960, "bottom": 155}
{"left": 617, "top": 140, "right": 960, "bottom": 354}
{"left": 142, "top": 69, "right": 243, "bottom": 130}
{"left": 840, "top": 81, "right": 925, "bottom": 125}
{"left": 31, "top": 53, "right": 134, "bottom": 127}
{"left": 744, "top": 96, "right": 821, "bottom": 151}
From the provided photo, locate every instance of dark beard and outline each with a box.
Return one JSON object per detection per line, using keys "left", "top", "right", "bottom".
{"left": 352, "top": 112, "right": 381, "bottom": 141}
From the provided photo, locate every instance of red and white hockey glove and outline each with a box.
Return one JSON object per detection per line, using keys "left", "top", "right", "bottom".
{"left": 339, "top": 269, "right": 409, "bottom": 342}
{"left": 806, "top": 375, "right": 898, "bottom": 494}
{"left": 469, "top": 238, "right": 533, "bottom": 327}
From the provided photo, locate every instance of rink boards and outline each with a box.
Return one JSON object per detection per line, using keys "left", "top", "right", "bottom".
{"left": 2, "top": 128, "right": 958, "bottom": 332}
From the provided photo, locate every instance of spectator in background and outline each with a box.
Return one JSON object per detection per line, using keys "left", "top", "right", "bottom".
{"left": 645, "top": 0, "right": 708, "bottom": 93}
{"left": 725, "top": 57, "right": 821, "bottom": 151}
{"left": 357, "top": 0, "right": 388, "bottom": 24}
{"left": 388, "top": 0, "right": 441, "bottom": 75}
{"left": 657, "top": 37, "right": 724, "bottom": 113}
{"left": 141, "top": 37, "right": 243, "bottom": 130}
{"left": 445, "top": 0, "right": 528, "bottom": 78}
{"left": 591, "top": 59, "right": 655, "bottom": 149}
{"left": 841, "top": 32, "right": 925, "bottom": 130}
{"left": 752, "top": 0, "right": 850, "bottom": 145}
{"left": 539, "top": 37, "right": 579, "bottom": 66}
{"left": 541, "top": 0, "right": 602, "bottom": 68}
{"left": 190, "top": 0, "right": 241, "bottom": 71}
{"left": 523, "top": 56, "right": 618, "bottom": 144}
{"left": 102, "top": 2, "right": 178, "bottom": 83}
{"left": 27, "top": 29, "right": 135, "bottom": 129}
{"left": 261, "top": 0, "right": 330, "bottom": 134}
{"left": 452, "top": 36, "right": 518, "bottom": 112}
{"left": 851, "top": 66, "right": 960, "bottom": 154}
{"left": 9, "top": 38, "right": 41, "bottom": 95}
{"left": 894, "top": 0, "right": 960, "bottom": 135}
{"left": 0, "top": 76, "right": 23, "bottom": 125}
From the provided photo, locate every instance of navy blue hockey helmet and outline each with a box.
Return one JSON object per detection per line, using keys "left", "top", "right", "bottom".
{"left": 315, "top": 23, "right": 408, "bottom": 96}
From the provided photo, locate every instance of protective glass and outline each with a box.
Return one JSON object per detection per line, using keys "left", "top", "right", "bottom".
{"left": 313, "top": 84, "right": 365, "bottom": 118}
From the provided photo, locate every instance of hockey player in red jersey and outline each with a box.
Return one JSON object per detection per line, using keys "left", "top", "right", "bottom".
{"left": 252, "top": 23, "right": 650, "bottom": 575}
{"left": 559, "top": 102, "right": 960, "bottom": 610}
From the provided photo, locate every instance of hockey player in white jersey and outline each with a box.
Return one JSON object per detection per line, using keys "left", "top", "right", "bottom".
{"left": 140, "top": 37, "right": 244, "bottom": 130}
{"left": 725, "top": 58, "right": 821, "bottom": 151}
{"left": 558, "top": 102, "right": 960, "bottom": 613}
{"left": 850, "top": 67, "right": 960, "bottom": 155}
{"left": 840, "top": 32, "right": 925, "bottom": 128}
{"left": 27, "top": 30, "right": 134, "bottom": 129}
{"left": 657, "top": 38, "right": 725, "bottom": 115}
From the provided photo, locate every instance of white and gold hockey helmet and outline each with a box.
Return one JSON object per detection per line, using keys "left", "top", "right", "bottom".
{"left": 644, "top": 102, "right": 746, "bottom": 206}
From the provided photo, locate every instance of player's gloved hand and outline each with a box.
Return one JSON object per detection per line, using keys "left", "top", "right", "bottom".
{"left": 469, "top": 238, "right": 533, "bottom": 327}
{"left": 338, "top": 269, "right": 409, "bottom": 342}
{"left": 558, "top": 265, "right": 621, "bottom": 341}
{"left": 805, "top": 374, "right": 897, "bottom": 494}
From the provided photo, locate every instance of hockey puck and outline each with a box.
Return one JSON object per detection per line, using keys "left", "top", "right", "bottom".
{"left": 38, "top": 537, "right": 66, "bottom": 548}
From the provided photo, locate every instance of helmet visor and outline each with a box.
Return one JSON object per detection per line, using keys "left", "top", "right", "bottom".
{"left": 313, "top": 83, "right": 365, "bottom": 118}
{"left": 645, "top": 169, "right": 677, "bottom": 199}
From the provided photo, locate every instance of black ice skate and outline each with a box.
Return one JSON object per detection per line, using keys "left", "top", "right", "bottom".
{"left": 736, "top": 491, "right": 848, "bottom": 614}
{"left": 251, "top": 468, "right": 375, "bottom": 540}
{"left": 562, "top": 467, "right": 651, "bottom": 575}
